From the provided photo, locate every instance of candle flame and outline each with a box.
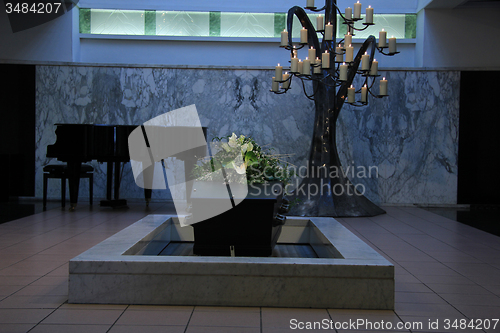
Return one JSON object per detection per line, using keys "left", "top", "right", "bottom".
{"left": 383, "top": 77, "right": 386, "bottom": 80}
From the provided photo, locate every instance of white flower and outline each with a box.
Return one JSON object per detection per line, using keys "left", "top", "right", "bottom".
{"left": 247, "top": 142, "right": 253, "bottom": 152}
{"left": 241, "top": 143, "right": 248, "bottom": 153}
{"left": 234, "top": 163, "right": 247, "bottom": 174}
{"left": 228, "top": 133, "right": 238, "bottom": 148}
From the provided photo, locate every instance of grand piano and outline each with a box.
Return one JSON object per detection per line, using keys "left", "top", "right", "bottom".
{"left": 46, "top": 124, "right": 208, "bottom": 211}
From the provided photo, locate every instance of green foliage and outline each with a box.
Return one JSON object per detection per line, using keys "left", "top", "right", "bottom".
{"left": 192, "top": 133, "right": 294, "bottom": 185}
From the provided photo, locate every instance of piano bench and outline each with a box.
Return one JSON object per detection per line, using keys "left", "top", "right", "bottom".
{"left": 43, "top": 164, "right": 94, "bottom": 211}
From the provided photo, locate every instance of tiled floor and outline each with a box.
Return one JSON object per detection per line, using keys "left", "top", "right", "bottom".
{"left": 0, "top": 203, "right": 499, "bottom": 333}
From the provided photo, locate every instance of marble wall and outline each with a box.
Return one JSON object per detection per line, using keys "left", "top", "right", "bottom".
{"left": 36, "top": 65, "right": 459, "bottom": 205}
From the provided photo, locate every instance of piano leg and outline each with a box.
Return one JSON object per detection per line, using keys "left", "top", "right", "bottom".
{"left": 106, "top": 162, "right": 113, "bottom": 201}
{"left": 144, "top": 189, "right": 152, "bottom": 207}
{"left": 100, "top": 161, "right": 127, "bottom": 208}
{"left": 66, "top": 161, "right": 82, "bottom": 212}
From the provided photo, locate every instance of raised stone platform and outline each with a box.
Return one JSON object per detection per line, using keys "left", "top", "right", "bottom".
{"left": 68, "top": 215, "right": 394, "bottom": 309}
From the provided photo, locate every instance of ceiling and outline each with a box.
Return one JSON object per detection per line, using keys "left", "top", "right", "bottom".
{"left": 458, "top": 0, "right": 500, "bottom": 8}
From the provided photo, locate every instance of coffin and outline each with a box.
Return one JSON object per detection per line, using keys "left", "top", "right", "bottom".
{"left": 190, "top": 181, "right": 288, "bottom": 257}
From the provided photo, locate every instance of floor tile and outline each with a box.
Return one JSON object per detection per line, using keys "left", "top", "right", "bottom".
{"left": 41, "top": 309, "right": 124, "bottom": 325}
{"left": 28, "top": 324, "right": 110, "bottom": 333}
{"left": 187, "top": 326, "right": 260, "bottom": 333}
{"left": 115, "top": 309, "right": 192, "bottom": 326}
{"left": 261, "top": 308, "right": 330, "bottom": 328}
{"left": 0, "top": 308, "right": 54, "bottom": 323}
{"left": 189, "top": 308, "right": 260, "bottom": 327}
{"left": 0, "top": 323, "right": 36, "bottom": 333}
{"left": 0, "top": 294, "right": 67, "bottom": 309}
{"left": 395, "top": 292, "right": 447, "bottom": 304}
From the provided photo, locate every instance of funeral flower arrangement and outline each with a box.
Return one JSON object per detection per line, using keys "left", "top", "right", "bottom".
{"left": 192, "top": 133, "right": 294, "bottom": 185}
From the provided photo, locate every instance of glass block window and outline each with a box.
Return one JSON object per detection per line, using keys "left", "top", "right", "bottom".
{"left": 80, "top": 8, "right": 416, "bottom": 40}
{"left": 90, "top": 9, "right": 145, "bottom": 35}
{"left": 156, "top": 11, "right": 210, "bottom": 36}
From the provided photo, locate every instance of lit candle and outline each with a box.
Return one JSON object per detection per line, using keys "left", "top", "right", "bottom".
{"left": 345, "top": 44, "right": 354, "bottom": 62}
{"left": 281, "top": 30, "right": 288, "bottom": 47}
{"left": 389, "top": 36, "right": 397, "bottom": 53}
{"left": 380, "top": 77, "right": 388, "bottom": 95}
{"left": 365, "top": 6, "right": 373, "bottom": 24}
{"left": 379, "top": 29, "right": 387, "bottom": 47}
{"left": 317, "top": 15, "right": 324, "bottom": 30}
{"left": 370, "top": 59, "right": 378, "bottom": 76}
{"left": 354, "top": 1, "right": 362, "bottom": 19}
{"left": 282, "top": 73, "right": 290, "bottom": 89}
{"left": 361, "top": 84, "right": 368, "bottom": 102}
{"left": 302, "top": 57, "right": 311, "bottom": 75}
{"left": 298, "top": 60, "right": 303, "bottom": 73}
{"left": 272, "top": 77, "right": 279, "bottom": 92}
{"left": 348, "top": 85, "right": 355, "bottom": 103}
{"left": 300, "top": 28, "right": 308, "bottom": 44}
{"left": 361, "top": 52, "right": 370, "bottom": 71}
{"left": 322, "top": 51, "right": 330, "bottom": 68}
{"left": 325, "top": 23, "right": 333, "bottom": 41}
{"left": 275, "top": 64, "right": 283, "bottom": 82}
{"left": 344, "top": 33, "right": 352, "bottom": 49}
{"left": 291, "top": 56, "right": 299, "bottom": 73}
{"left": 314, "top": 57, "right": 322, "bottom": 74}
{"left": 308, "top": 47, "right": 316, "bottom": 63}
{"left": 339, "top": 63, "right": 348, "bottom": 81}
{"left": 306, "top": 0, "right": 314, "bottom": 8}
{"left": 345, "top": 7, "right": 352, "bottom": 20}
{"left": 335, "top": 44, "right": 343, "bottom": 62}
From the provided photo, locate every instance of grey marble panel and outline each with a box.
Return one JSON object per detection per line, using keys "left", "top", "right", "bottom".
{"left": 36, "top": 66, "right": 459, "bottom": 204}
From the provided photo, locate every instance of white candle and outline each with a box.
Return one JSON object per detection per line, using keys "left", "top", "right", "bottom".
{"left": 308, "top": 47, "right": 316, "bottom": 63}
{"left": 339, "top": 63, "right": 348, "bottom": 81}
{"left": 275, "top": 64, "right": 283, "bottom": 82}
{"left": 379, "top": 29, "right": 387, "bottom": 47}
{"left": 361, "top": 85, "right": 368, "bottom": 102}
{"left": 300, "top": 28, "right": 308, "bottom": 44}
{"left": 335, "top": 45, "right": 343, "bottom": 62}
{"left": 302, "top": 58, "right": 310, "bottom": 75}
{"left": 322, "top": 51, "right": 330, "bottom": 68}
{"left": 281, "top": 30, "right": 288, "bottom": 47}
{"left": 345, "top": 7, "right": 352, "bottom": 20}
{"left": 361, "top": 52, "right": 370, "bottom": 71}
{"left": 389, "top": 36, "right": 397, "bottom": 53}
{"left": 317, "top": 15, "right": 324, "bottom": 30}
{"left": 291, "top": 57, "right": 299, "bottom": 73}
{"left": 370, "top": 59, "right": 378, "bottom": 76}
{"left": 345, "top": 44, "right": 354, "bottom": 62}
{"left": 354, "top": 1, "right": 362, "bottom": 19}
{"left": 380, "top": 77, "right": 388, "bottom": 95}
{"left": 344, "top": 33, "right": 352, "bottom": 49}
{"left": 348, "top": 85, "right": 355, "bottom": 103}
{"left": 325, "top": 23, "right": 333, "bottom": 41}
{"left": 314, "top": 57, "right": 322, "bottom": 74}
{"left": 282, "top": 73, "right": 290, "bottom": 89}
{"left": 272, "top": 77, "right": 279, "bottom": 92}
{"left": 365, "top": 6, "right": 373, "bottom": 24}
{"left": 306, "top": 0, "right": 314, "bottom": 8}
{"left": 298, "top": 60, "right": 303, "bottom": 74}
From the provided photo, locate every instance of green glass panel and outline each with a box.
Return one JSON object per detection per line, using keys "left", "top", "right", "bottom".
{"left": 209, "top": 11, "right": 221, "bottom": 37}
{"left": 405, "top": 14, "right": 417, "bottom": 39}
{"left": 145, "top": 10, "right": 156, "bottom": 35}
{"left": 274, "top": 13, "right": 286, "bottom": 37}
{"left": 79, "top": 8, "right": 91, "bottom": 34}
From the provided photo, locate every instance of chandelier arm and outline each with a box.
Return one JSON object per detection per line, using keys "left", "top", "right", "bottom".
{"left": 334, "top": 35, "right": 376, "bottom": 119}
{"left": 287, "top": 6, "right": 321, "bottom": 56}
